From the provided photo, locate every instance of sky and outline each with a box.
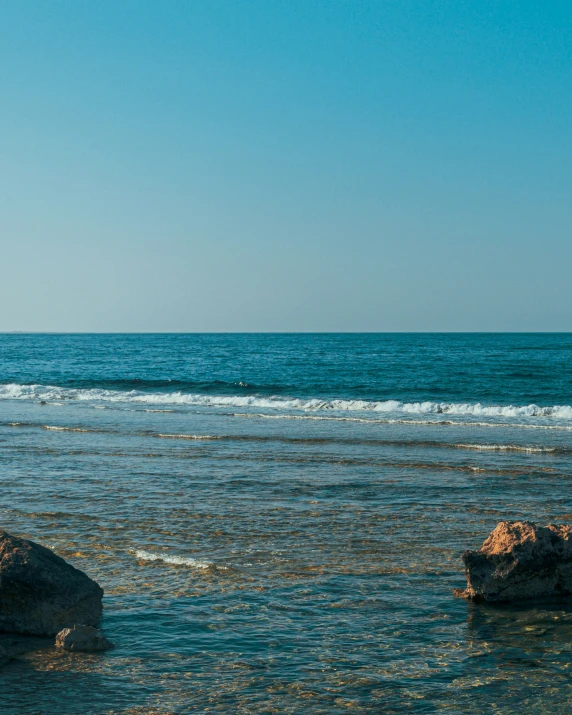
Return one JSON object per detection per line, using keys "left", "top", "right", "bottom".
{"left": 1, "top": 0, "right": 571, "bottom": 332}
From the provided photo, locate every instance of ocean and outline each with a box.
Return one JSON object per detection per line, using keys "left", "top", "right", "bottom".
{"left": 2, "top": 333, "right": 572, "bottom": 714}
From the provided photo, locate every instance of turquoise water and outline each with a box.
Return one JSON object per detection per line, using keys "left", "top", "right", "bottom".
{"left": 2, "top": 333, "right": 572, "bottom": 713}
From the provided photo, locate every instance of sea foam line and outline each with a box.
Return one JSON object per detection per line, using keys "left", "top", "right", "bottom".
{"left": 43, "top": 425, "right": 91, "bottom": 433}
{"left": 133, "top": 549, "right": 213, "bottom": 569}
{"left": 455, "top": 444, "right": 556, "bottom": 453}
{"left": 233, "top": 413, "right": 572, "bottom": 430}
{"left": 1, "top": 383, "right": 572, "bottom": 419}
{"left": 156, "top": 433, "right": 220, "bottom": 440}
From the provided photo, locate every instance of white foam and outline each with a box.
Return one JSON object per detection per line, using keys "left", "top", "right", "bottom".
{"left": 43, "top": 425, "right": 90, "bottom": 433}
{"left": 133, "top": 549, "right": 213, "bottom": 568}
{"left": 455, "top": 443, "right": 556, "bottom": 453}
{"left": 1, "top": 383, "right": 572, "bottom": 420}
{"left": 156, "top": 433, "right": 219, "bottom": 440}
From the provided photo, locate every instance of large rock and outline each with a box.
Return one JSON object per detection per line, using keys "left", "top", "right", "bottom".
{"left": 55, "top": 625, "right": 113, "bottom": 652}
{"left": 455, "top": 521, "right": 572, "bottom": 603}
{"left": 0, "top": 532, "right": 103, "bottom": 636}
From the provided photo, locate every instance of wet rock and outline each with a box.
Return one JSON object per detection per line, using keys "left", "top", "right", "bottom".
{"left": 455, "top": 521, "right": 572, "bottom": 603}
{"left": 0, "top": 531, "right": 103, "bottom": 636}
{"left": 55, "top": 625, "right": 113, "bottom": 652}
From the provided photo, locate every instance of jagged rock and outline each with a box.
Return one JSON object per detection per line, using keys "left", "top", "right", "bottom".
{"left": 0, "top": 531, "right": 103, "bottom": 636}
{"left": 55, "top": 625, "right": 113, "bottom": 652}
{"left": 455, "top": 521, "right": 572, "bottom": 603}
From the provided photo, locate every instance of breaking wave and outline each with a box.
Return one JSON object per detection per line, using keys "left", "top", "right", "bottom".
{"left": 43, "top": 425, "right": 91, "bottom": 433}
{"left": 133, "top": 549, "right": 214, "bottom": 569}
{"left": 156, "top": 433, "right": 220, "bottom": 440}
{"left": 454, "top": 444, "right": 557, "bottom": 453}
{"left": 1, "top": 383, "right": 572, "bottom": 420}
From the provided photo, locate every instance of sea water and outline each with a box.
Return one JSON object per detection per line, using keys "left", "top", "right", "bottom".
{"left": 1, "top": 333, "right": 572, "bottom": 714}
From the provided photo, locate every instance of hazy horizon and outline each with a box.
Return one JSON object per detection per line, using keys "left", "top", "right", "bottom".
{"left": 3, "top": 330, "right": 572, "bottom": 336}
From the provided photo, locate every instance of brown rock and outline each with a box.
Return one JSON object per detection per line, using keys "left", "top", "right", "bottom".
{"left": 55, "top": 625, "right": 113, "bottom": 652}
{"left": 456, "top": 521, "right": 572, "bottom": 603}
{"left": 0, "top": 531, "right": 103, "bottom": 636}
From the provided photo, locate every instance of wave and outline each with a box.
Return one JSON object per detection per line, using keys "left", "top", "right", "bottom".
{"left": 26, "top": 378, "right": 257, "bottom": 393}
{"left": 454, "top": 444, "right": 556, "bottom": 453}
{"left": 2, "top": 383, "right": 572, "bottom": 420}
{"left": 43, "top": 425, "right": 91, "bottom": 433}
{"left": 232, "top": 413, "right": 572, "bottom": 431}
{"left": 5, "top": 422, "right": 106, "bottom": 434}
{"left": 2, "top": 419, "right": 567, "bottom": 453}
{"left": 156, "top": 434, "right": 220, "bottom": 440}
{"left": 133, "top": 549, "right": 213, "bottom": 569}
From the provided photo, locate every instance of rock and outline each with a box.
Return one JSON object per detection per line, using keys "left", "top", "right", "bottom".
{"left": 0, "top": 645, "right": 9, "bottom": 666}
{"left": 455, "top": 521, "right": 572, "bottom": 603}
{"left": 55, "top": 625, "right": 113, "bottom": 652}
{"left": 0, "top": 531, "right": 103, "bottom": 636}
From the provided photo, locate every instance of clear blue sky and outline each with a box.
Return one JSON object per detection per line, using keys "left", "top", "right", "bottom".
{"left": 1, "top": 1, "right": 570, "bottom": 331}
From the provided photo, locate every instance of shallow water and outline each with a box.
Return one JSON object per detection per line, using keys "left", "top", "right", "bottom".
{"left": 1, "top": 333, "right": 572, "bottom": 713}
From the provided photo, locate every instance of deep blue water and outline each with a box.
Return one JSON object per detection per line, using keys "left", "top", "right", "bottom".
{"left": 1, "top": 334, "right": 572, "bottom": 713}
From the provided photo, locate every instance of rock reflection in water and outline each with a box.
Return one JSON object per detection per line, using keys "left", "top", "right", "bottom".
{"left": 448, "top": 603, "right": 572, "bottom": 713}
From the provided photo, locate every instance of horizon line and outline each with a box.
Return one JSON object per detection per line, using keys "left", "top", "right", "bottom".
{"left": 2, "top": 331, "right": 571, "bottom": 336}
